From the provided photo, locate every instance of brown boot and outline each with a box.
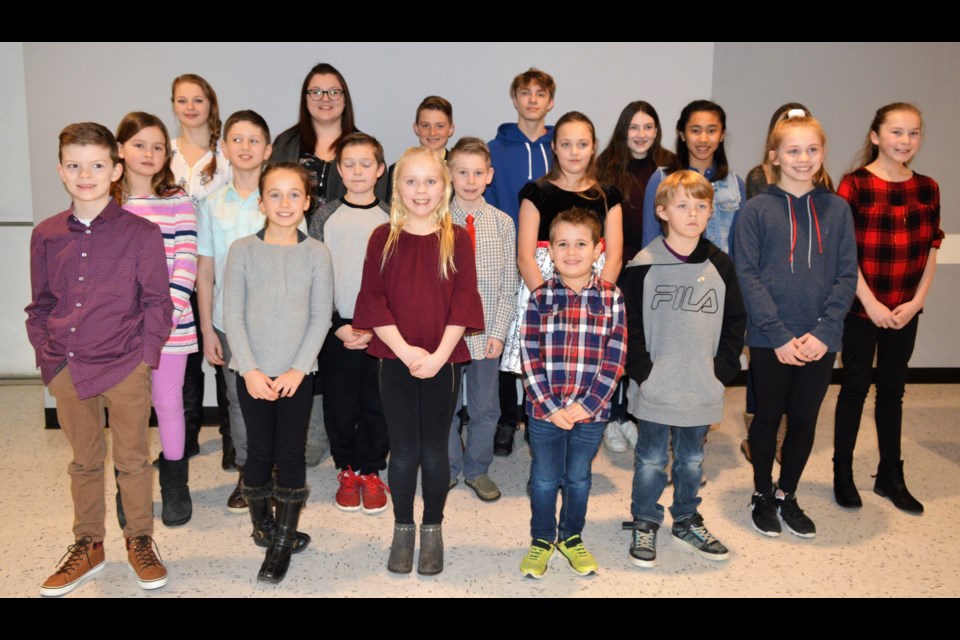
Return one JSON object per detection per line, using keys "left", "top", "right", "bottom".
{"left": 227, "top": 466, "right": 248, "bottom": 514}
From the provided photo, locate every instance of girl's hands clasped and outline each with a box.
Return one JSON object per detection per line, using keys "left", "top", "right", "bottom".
{"left": 243, "top": 369, "right": 279, "bottom": 401}
{"left": 271, "top": 369, "right": 305, "bottom": 398}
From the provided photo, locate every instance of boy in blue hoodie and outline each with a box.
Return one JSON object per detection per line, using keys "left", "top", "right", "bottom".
{"left": 488, "top": 67, "right": 556, "bottom": 456}
{"left": 621, "top": 171, "right": 746, "bottom": 568}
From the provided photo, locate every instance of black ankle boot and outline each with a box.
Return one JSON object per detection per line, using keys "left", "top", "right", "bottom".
{"left": 258, "top": 486, "right": 309, "bottom": 583}
{"left": 114, "top": 467, "right": 126, "bottom": 529}
{"left": 874, "top": 459, "right": 924, "bottom": 514}
{"left": 158, "top": 453, "right": 193, "bottom": 526}
{"left": 833, "top": 455, "right": 862, "bottom": 508}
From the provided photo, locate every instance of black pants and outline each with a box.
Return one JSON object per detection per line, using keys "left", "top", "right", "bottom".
{"left": 237, "top": 374, "right": 314, "bottom": 488}
{"left": 834, "top": 313, "right": 919, "bottom": 463}
{"left": 379, "top": 358, "right": 461, "bottom": 525}
{"left": 498, "top": 371, "right": 523, "bottom": 423}
{"left": 749, "top": 348, "right": 836, "bottom": 494}
{"left": 319, "top": 326, "right": 389, "bottom": 475}
{"left": 609, "top": 377, "right": 629, "bottom": 422}
{"left": 184, "top": 291, "right": 230, "bottom": 434}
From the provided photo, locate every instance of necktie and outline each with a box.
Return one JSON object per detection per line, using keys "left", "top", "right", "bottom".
{"left": 466, "top": 214, "right": 476, "bottom": 249}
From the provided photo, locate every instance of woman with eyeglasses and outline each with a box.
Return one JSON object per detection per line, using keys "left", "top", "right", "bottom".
{"left": 271, "top": 62, "right": 387, "bottom": 218}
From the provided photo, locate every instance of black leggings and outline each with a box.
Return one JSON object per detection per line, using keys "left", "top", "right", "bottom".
{"left": 379, "top": 358, "right": 461, "bottom": 525}
{"left": 834, "top": 313, "right": 919, "bottom": 463}
{"left": 749, "top": 348, "right": 835, "bottom": 494}
{"left": 237, "top": 374, "right": 313, "bottom": 488}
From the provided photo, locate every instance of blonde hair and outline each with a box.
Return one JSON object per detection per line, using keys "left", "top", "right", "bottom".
{"left": 765, "top": 115, "right": 832, "bottom": 188}
{"left": 383, "top": 147, "right": 456, "bottom": 279}
{"left": 655, "top": 170, "right": 714, "bottom": 209}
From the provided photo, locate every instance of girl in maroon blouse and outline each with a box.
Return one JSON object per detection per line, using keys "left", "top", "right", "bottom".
{"left": 353, "top": 146, "right": 483, "bottom": 576}
{"left": 833, "top": 103, "right": 943, "bottom": 514}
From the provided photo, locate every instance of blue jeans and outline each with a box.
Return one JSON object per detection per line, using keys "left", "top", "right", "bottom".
{"left": 449, "top": 357, "right": 500, "bottom": 480}
{"left": 527, "top": 416, "right": 604, "bottom": 541}
{"left": 630, "top": 420, "right": 709, "bottom": 525}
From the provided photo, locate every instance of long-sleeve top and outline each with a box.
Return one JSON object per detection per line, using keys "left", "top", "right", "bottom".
{"left": 520, "top": 273, "right": 626, "bottom": 422}
{"left": 837, "top": 168, "right": 943, "bottom": 319}
{"left": 222, "top": 229, "right": 333, "bottom": 377}
{"left": 622, "top": 237, "right": 745, "bottom": 427}
{"left": 122, "top": 192, "right": 198, "bottom": 354}
{"left": 450, "top": 197, "right": 519, "bottom": 358}
{"left": 308, "top": 197, "right": 390, "bottom": 319}
{"left": 25, "top": 199, "right": 172, "bottom": 399}
{"left": 733, "top": 183, "right": 858, "bottom": 352}
{"left": 353, "top": 225, "right": 484, "bottom": 363}
{"left": 170, "top": 138, "right": 231, "bottom": 203}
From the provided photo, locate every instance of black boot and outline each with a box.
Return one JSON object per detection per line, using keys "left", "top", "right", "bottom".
{"left": 158, "top": 453, "right": 193, "bottom": 526}
{"left": 494, "top": 421, "right": 517, "bottom": 457}
{"left": 258, "top": 485, "right": 309, "bottom": 583}
{"left": 241, "top": 481, "right": 310, "bottom": 554}
{"left": 874, "top": 459, "right": 924, "bottom": 514}
{"left": 114, "top": 467, "right": 126, "bottom": 529}
{"left": 833, "top": 455, "right": 862, "bottom": 508}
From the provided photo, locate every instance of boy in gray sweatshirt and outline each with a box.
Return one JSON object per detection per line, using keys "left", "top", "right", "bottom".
{"left": 621, "top": 171, "right": 746, "bottom": 568}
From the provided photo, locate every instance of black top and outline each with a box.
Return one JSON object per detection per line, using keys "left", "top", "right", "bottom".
{"left": 520, "top": 181, "right": 623, "bottom": 241}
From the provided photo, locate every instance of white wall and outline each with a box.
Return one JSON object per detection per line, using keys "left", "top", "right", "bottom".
{"left": 11, "top": 42, "right": 714, "bottom": 380}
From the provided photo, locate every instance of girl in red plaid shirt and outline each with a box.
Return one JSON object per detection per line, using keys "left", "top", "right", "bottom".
{"left": 832, "top": 103, "right": 943, "bottom": 514}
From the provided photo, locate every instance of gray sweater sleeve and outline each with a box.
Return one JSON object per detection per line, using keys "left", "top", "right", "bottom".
{"left": 222, "top": 241, "right": 259, "bottom": 375}
{"left": 291, "top": 242, "right": 334, "bottom": 374}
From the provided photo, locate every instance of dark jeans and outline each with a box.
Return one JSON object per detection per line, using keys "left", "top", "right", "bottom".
{"left": 749, "top": 348, "right": 836, "bottom": 494}
{"left": 527, "top": 416, "right": 605, "bottom": 541}
{"left": 631, "top": 421, "right": 709, "bottom": 525}
{"left": 379, "top": 358, "right": 461, "bottom": 525}
{"left": 237, "top": 373, "right": 314, "bottom": 488}
{"left": 834, "top": 313, "right": 919, "bottom": 463}
{"left": 319, "top": 327, "right": 389, "bottom": 475}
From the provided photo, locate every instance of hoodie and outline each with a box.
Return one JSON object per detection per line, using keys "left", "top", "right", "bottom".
{"left": 487, "top": 123, "right": 554, "bottom": 227}
{"left": 622, "top": 237, "right": 746, "bottom": 427}
{"left": 733, "top": 183, "right": 858, "bottom": 352}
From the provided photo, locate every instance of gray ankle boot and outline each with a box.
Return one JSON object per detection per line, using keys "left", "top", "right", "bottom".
{"left": 387, "top": 523, "right": 416, "bottom": 574}
{"left": 417, "top": 524, "right": 444, "bottom": 575}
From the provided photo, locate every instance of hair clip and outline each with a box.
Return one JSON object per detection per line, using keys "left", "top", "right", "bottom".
{"left": 786, "top": 109, "right": 806, "bottom": 119}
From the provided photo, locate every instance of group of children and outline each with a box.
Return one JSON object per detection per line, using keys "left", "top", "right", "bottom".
{"left": 26, "top": 61, "right": 942, "bottom": 594}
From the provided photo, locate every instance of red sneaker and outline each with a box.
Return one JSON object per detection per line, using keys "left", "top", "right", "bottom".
{"left": 335, "top": 467, "right": 362, "bottom": 512}
{"left": 360, "top": 473, "right": 390, "bottom": 515}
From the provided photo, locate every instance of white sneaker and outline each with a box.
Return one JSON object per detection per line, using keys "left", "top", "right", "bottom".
{"left": 619, "top": 419, "right": 638, "bottom": 449}
{"left": 603, "top": 421, "right": 628, "bottom": 452}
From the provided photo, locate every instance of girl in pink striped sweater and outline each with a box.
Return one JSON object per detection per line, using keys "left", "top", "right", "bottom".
{"left": 113, "top": 112, "right": 198, "bottom": 527}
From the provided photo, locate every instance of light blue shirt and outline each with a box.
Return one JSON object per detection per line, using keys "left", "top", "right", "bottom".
{"left": 196, "top": 183, "right": 264, "bottom": 331}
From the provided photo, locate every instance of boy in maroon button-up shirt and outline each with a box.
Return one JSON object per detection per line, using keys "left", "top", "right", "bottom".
{"left": 26, "top": 123, "right": 173, "bottom": 596}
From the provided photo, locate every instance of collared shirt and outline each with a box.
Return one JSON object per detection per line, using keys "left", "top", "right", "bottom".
{"left": 450, "top": 197, "right": 519, "bottom": 358}
{"left": 196, "top": 182, "right": 264, "bottom": 330}
{"left": 520, "top": 274, "right": 626, "bottom": 422}
{"left": 838, "top": 168, "right": 943, "bottom": 319}
{"left": 25, "top": 199, "right": 173, "bottom": 399}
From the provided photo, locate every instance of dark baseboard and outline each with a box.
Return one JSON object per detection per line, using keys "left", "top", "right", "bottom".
{"left": 45, "top": 407, "right": 223, "bottom": 429}
{"left": 44, "top": 369, "right": 960, "bottom": 428}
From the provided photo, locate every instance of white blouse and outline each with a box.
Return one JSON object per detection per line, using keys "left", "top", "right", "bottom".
{"left": 170, "top": 137, "right": 232, "bottom": 202}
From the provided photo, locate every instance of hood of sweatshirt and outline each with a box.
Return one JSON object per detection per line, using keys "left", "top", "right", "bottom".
{"left": 492, "top": 123, "right": 554, "bottom": 182}
{"left": 626, "top": 235, "right": 722, "bottom": 269}
{"left": 758, "top": 183, "right": 833, "bottom": 272}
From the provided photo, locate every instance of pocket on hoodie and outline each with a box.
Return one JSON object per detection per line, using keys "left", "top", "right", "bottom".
{"left": 640, "top": 354, "right": 724, "bottom": 410}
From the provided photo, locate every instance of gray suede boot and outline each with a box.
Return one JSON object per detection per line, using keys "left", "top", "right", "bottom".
{"left": 387, "top": 523, "right": 416, "bottom": 574}
{"left": 417, "top": 524, "right": 444, "bottom": 575}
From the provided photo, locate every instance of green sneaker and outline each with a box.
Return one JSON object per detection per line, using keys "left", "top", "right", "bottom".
{"left": 556, "top": 534, "right": 598, "bottom": 576}
{"left": 519, "top": 539, "right": 554, "bottom": 579}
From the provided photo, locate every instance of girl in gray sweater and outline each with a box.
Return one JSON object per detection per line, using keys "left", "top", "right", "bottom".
{"left": 223, "top": 163, "right": 333, "bottom": 583}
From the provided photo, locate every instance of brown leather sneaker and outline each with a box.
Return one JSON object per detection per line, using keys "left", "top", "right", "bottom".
{"left": 126, "top": 535, "right": 168, "bottom": 590}
{"left": 40, "top": 536, "right": 105, "bottom": 597}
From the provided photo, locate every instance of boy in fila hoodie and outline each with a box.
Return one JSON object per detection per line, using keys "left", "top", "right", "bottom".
{"left": 621, "top": 171, "right": 746, "bottom": 569}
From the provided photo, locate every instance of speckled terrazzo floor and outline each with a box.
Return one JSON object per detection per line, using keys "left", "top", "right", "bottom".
{"left": 1, "top": 383, "right": 958, "bottom": 598}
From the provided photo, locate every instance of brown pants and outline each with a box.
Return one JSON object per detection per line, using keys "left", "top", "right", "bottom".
{"left": 49, "top": 363, "right": 154, "bottom": 541}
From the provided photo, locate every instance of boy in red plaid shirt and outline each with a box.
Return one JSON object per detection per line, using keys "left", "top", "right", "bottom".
{"left": 518, "top": 207, "right": 626, "bottom": 578}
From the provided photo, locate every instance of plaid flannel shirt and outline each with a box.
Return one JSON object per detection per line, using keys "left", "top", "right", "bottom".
{"left": 520, "top": 273, "right": 626, "bottom": 422}
{"left": 838, "top": 169, "right": 943, "bottom": 318}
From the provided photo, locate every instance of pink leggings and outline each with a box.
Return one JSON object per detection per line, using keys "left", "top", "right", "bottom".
{"left": 152, "top": 352, "right": 188, "bottom": 460}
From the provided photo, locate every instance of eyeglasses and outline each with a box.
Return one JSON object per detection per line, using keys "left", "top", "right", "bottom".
{"left": 304, "top": 88, "right": 344, "bottom": 102}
